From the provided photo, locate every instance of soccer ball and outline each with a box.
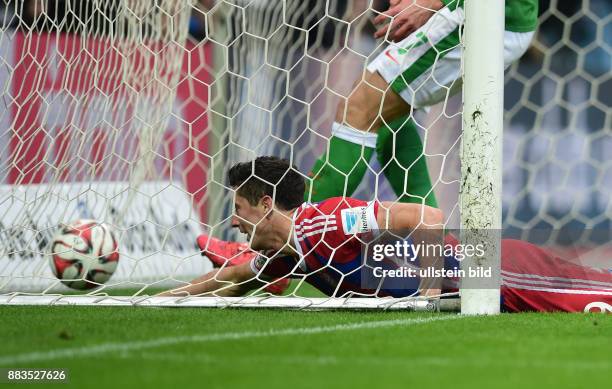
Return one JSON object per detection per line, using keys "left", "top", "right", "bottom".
{"left": 49, "top": 219, "right": 120, "bottom": 290}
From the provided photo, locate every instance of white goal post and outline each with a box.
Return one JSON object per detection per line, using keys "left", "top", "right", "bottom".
{"left": 459, "top": 0, "right": 504, "bottom": 315}
{"left": 0, "top": 1, "right": 609, "bottom": 312}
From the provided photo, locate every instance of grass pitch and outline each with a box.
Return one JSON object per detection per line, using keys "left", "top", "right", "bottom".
{"left": 1, "top": 306, "right": 610, "bottom": 389}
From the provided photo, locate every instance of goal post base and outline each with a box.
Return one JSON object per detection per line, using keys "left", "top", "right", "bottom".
{"left": 0, "top": 295, "right": 461, "bottom": 312}
{"left": 459, "top": 289, "right": 500, "bottom": 315}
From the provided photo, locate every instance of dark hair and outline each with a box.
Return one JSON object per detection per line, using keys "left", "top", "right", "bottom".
{"left": 228, "top": 157, "right": 305, "bottom": 211}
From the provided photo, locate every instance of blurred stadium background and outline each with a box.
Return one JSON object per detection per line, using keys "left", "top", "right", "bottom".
{"left": 0, "top": 0, "right": 609, "bottom": 287}
{"left": 0, "top": 2, "right": 610, "bottom": 387}
{"left": 2, "top": 0, "right": 609, "bottom": 233}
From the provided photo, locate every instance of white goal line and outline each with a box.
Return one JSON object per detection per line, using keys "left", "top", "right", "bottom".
{"left": 0, "top": 295, "right": 461, "bottom": 312}
{"left": 0, "top": 316, "right": 462, "bottom": 365}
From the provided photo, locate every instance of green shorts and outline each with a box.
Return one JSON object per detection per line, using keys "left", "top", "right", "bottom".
{"left": 366, "top": 6, "right": 534, "bottom": 108}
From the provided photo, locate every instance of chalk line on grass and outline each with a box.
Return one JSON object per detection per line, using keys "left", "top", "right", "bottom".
{"left": 0, "top": 315, "right": 460, "bottom": 365}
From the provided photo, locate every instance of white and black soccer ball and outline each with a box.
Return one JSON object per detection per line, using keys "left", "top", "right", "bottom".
{"left": 49, "top": 219, "right": 120, "bottom": 290}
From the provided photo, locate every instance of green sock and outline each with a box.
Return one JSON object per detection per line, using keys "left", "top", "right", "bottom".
{"left": 306, "top": 136, "right": 374, "bottom": 202}
{"left": 376, "top": 116, "right": 438, "bottom": 207}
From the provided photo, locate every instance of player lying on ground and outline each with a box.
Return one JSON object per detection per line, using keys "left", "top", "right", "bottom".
{"left": 306, "top": 0, "right": 538, "bottom": 207}
{"left": 162, "top": 157, "right": 612, "bottom": 313}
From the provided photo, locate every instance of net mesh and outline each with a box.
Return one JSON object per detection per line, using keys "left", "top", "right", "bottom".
{"left": 0, "top": 1, "right": 609, "bottom": 306}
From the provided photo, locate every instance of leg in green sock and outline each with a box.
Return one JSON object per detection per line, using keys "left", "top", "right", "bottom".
{"left": 306, "top": 118, "right": 437, "bottom": 206}
{"left": 376, "top": 116, "right": 438, "bottom": 207}
{"left": 306, "top": 136, "right": 374, "bottom": 202}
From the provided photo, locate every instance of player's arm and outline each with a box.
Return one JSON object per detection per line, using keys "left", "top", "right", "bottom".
{"left": 159, "top": 261, "right": 264, "bottom": 297}
{"left": 376, "top": 201, "right": 444, "bottom": 229}
{"left": 377, "top": 202, "right": 445, "bottom": 296}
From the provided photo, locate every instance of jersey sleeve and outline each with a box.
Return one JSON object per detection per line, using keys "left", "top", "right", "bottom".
{"left": 441, "top": 0, "right": 463, "bottom": 11}
{"left": 334, "top": 198, "right": 380, "bottom": 239}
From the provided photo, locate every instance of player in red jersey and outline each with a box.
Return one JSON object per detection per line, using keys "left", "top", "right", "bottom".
{"left": 163, "top": 157, "right": 612, "bottom": 313}
{"left": 163, "top": 156, "right": 444, "bottom": 298}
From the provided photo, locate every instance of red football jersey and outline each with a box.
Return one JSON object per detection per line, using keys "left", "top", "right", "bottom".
{"left": 250, "top": 197, "right": 386, "bottom": 297}
{"left": 249, "top": 198, "right": 612, "bottom": 312}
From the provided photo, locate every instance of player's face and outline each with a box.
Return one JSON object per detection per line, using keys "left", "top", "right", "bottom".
{"left": 232, "top": 194, "right": 271, "bottom": 250}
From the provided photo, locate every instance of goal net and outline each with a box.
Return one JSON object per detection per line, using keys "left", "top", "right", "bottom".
{"left": 0, "top": 1, "right": 609, "bottom": 311}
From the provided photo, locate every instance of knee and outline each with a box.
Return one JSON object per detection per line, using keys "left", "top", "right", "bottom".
{"left": 423, "top": 206, "right": 444, "bottom": 227}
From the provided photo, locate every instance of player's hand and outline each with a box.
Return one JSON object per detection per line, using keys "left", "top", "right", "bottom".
{"left": 373, "top": 0, "right": 444, "bottom": 42}
{"left": 422, "top": 288, "right": 442, "bottom": 298}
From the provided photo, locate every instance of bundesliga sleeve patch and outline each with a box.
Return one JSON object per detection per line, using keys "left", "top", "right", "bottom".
{"left": 340, "top": 206, "right": 376, "bottom": 235}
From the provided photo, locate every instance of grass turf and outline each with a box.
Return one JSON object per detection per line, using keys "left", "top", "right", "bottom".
{"left": 0, "top": 306, "right": 610, "bottom": 389}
